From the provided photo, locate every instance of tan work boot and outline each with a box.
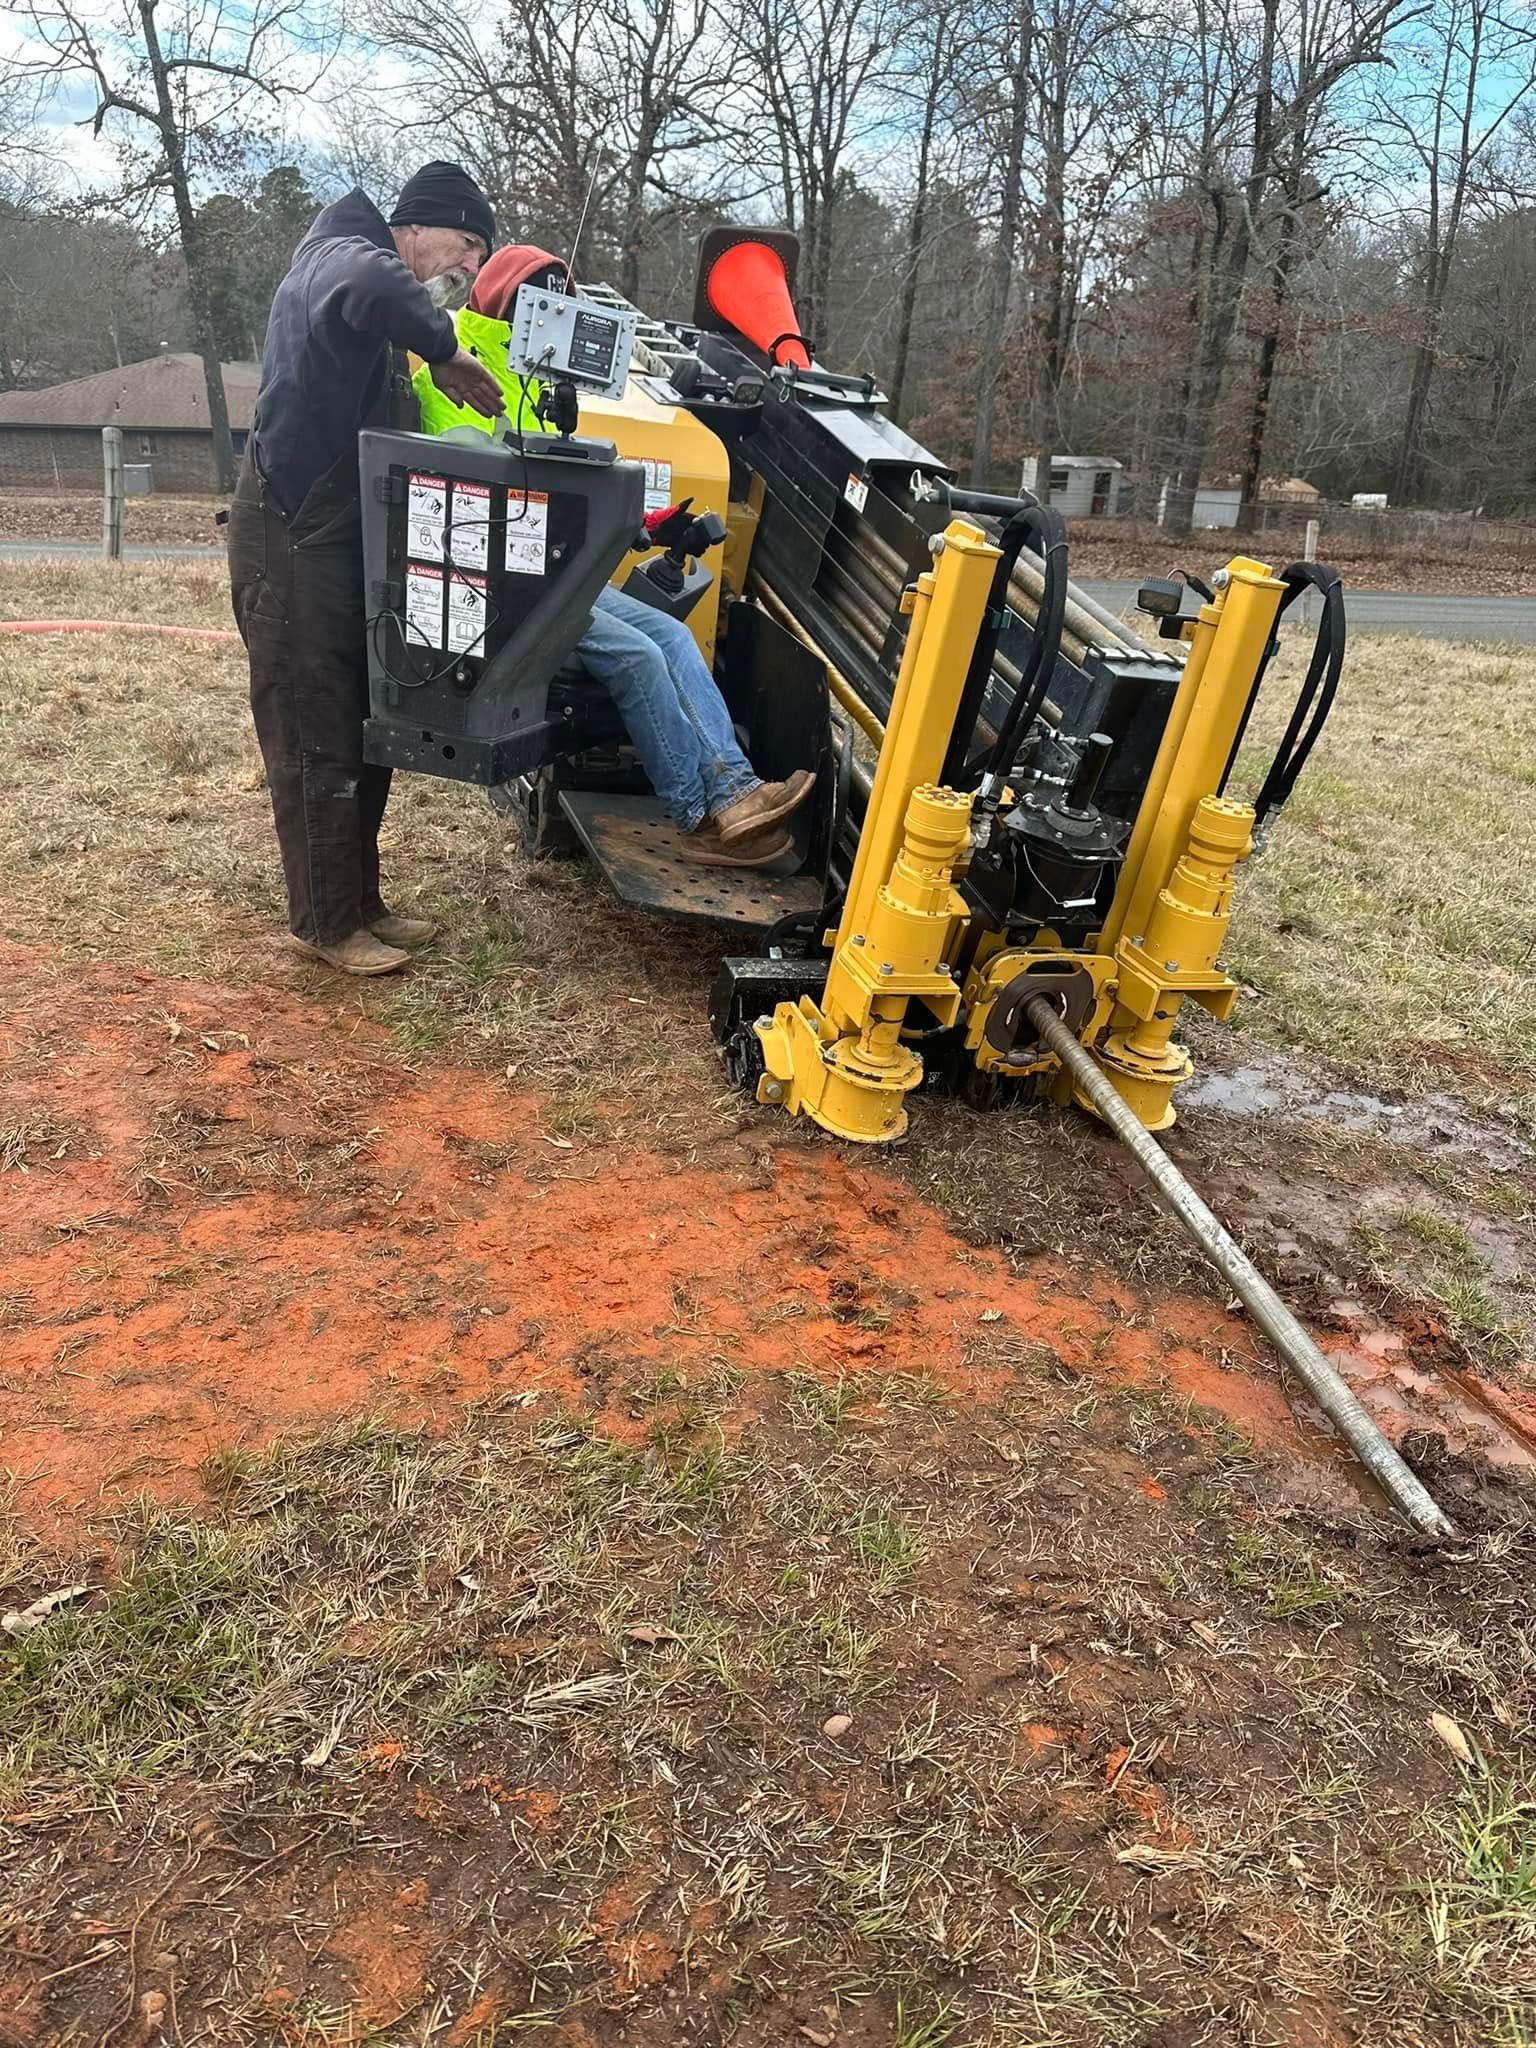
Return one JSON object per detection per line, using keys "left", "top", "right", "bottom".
{"left": 713, "top": 770, "right": 816, "bottom": 846}
{"left": 370, "top": 912, "right": 437, "bottom": 948}
{"left": 678, "top": 817, "right": 794, "bottom": 868}
{"left": 288, "top": 928, "right": 410, "bottom": 976}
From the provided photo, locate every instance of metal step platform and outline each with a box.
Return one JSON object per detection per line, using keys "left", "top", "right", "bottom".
{"left": 559, "top": 790, "right": 823, "bottom": 931}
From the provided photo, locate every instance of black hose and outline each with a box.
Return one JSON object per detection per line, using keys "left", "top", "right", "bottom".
{"left": 941, "top": 500, "right": 1052, "bottom": 785}
{"left": 964, "top": 504, "right": 1069, "bottom": 785}
{"left": 1218, "top": 561, "right": 1345, "bottom": 827}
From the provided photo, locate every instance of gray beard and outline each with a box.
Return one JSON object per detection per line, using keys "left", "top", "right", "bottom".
{"left": 426, "top": 269, "right": 473, "bottom": 312}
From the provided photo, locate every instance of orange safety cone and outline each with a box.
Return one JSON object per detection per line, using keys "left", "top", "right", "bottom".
{"left": 705, "top": 241, "right": 812, "bottom": 369}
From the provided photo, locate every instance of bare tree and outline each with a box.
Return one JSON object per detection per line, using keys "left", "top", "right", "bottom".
{"left": 361, "top": 0, "right": 745, "bottom": 299}
{"left": 738, "top": 0, "right": 900, "bottom": 347}
{"left": 1379, "top": 0, "right": 1536, "bottom": 500}
{"left": 888, "top": 2, "right": 957, "bottom": 421}
{"left": 17, "top": 0, "right": 328, "bottom": 490}
{"left": 1021, "top": 0, "right": 1151, "bottom": 491}
{"left": 962, "top": 0, "right": 1034, "bottom": 480}
{"left": 1160, "top": 0, "right": 1413, "bottom": 530}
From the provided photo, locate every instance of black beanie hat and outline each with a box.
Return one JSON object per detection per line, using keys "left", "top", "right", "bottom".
{"left": 389, "top": 161, "right": 496, "bottom": 254}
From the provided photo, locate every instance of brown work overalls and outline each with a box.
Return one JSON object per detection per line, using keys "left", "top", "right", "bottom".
{"left": 226, "top": 441, "right": 392, "bottom": 947}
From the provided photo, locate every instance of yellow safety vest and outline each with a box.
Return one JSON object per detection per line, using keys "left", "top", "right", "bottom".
{"left": 411, "top": 306, "right": 550, "bottom": 438}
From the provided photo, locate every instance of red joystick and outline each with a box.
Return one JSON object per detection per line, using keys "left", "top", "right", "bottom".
{"left": 705, "top": 241, "right": 812, "bottom": 369}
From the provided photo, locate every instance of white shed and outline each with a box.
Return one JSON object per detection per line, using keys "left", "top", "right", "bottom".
{"left": 1156, "top": 480, "right": 1242, "bottom": 528}
{"left": 1019, "top": 455, "right": 1124, "bottom": 518}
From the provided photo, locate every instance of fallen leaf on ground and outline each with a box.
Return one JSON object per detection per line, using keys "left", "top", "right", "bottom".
{"left": 625, "top": 1624, "right": 677, "bottom": 1645}
{"left": 131, "top": 1989, "right": 167, "bottom": 2044}
{"left": 301, "top": 1700, "right": 356, "bottom": 1769}
{"left": 2, "top": 1584, "right": 90, "bottom": 1636}
{"left": 1115, "top": 1843, "right": 1204, "bottom": 1873}
{"left": 1429, "top": 1712, "right": 1476, "bottom": 1766}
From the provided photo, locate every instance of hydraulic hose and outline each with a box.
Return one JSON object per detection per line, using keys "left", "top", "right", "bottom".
{"left": 1219, "top": 562, "right": 1345, "bottom": 833}
{"left": 944, "top": 499, "right": 1060, "bottom": 786}
{"left": 0, "top": 619, "right": 240, "bottom": 644}
{"left": 1253, "top": 563, "right": 1345, "bottom": 829}
{"left": 968, "top": 505, "right": 1070, "bottom": 786}
{"left": 1023, "top": 995, "right": 1456, "bottom": 1539}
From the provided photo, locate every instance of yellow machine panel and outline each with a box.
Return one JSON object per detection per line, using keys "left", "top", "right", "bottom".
{"left": 579, "top": 377, "right": 731, "bottom": 662}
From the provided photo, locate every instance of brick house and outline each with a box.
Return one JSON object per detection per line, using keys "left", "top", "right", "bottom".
{"left": 0, "top": 353, "right": 259, "bottom": 493}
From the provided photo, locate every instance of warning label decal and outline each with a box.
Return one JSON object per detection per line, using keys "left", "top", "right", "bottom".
{"left": 446, "top": 571, "right": 488, "bottom": 655}
{"left": 504, "top": 490, "right": 549, "bottom": 576}
{"left": 404, "top": 562, "right": 444, "bottom": 646}
{"left": 448, "top": 480, "right": 490, "bottom": 571}
{"left": 641, "top": 458, "right": 673, "bottom": 515}
{"left": 407, "top": 471, "right": 448, "bottom": 560}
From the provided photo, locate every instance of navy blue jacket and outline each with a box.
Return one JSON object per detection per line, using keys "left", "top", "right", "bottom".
{"left": 253, "top": 188, "right": 458, "bottom": 513}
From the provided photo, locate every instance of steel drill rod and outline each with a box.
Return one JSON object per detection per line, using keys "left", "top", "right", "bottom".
{"left": 1022, "top": 997, "right": 1456, "bottom": 1538}
{"left": 1009, "top": 549, "right": 1162, "bottom": 659}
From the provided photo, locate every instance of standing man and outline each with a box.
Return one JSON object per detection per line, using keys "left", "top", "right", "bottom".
{"left": 228, "top": 162, "right": 505, "bottom": 976}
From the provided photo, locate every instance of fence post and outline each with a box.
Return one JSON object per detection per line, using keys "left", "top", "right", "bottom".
{"left": 102, "top": 426, "right": 123, "bottom": 562}
{"left": 1303, "top": 517, "right": 1319, "bottom": 562}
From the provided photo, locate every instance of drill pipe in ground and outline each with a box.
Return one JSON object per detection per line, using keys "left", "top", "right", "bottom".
{"left": 1023, "top": 996, "right": 1456, "bottom": 1539}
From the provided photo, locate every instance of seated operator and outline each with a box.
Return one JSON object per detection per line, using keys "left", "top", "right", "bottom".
{"left": 412, "top": 245, "right": 813, "bottom": 869}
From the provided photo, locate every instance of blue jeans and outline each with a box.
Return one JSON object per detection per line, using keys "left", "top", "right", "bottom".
{"left": 576, "top": 587, "right": 760, "bottom": 831}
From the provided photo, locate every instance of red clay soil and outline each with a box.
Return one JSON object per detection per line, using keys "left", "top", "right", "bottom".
{"left": 7, "top": 941, "right": 1529, "bottom": 1531}
{"left": 1, "top": 941, "right": 1336, "bottom": 1535}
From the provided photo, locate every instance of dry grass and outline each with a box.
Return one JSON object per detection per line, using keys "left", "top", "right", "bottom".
{"left": 1068, "top": 514, "right": 1536, "bottom": 596}
{"left": 2, "top": 1385, "right": 1532, "bottom": 2044}
{"left": 1225, "top": 632, "right": 1536, "bottom": 1101}
{"left": 0, "top": 561, "right": 727, "bottom": 1139}
{"left": 4, "top": 563, "right": 1536, "bottom": 2045}
{"left": 4, "top": 561, "right": 1535, "bottom": 1112}
{"left": 0, "top": 486, "right": 223, "bottom": 547}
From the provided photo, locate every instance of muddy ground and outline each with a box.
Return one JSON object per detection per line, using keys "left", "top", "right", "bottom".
{"left": 3, "top": 944, "right": 1534, "bottom": 2047}
{"left": 2, "top": 567, "right": 1535, "bottom": 2044}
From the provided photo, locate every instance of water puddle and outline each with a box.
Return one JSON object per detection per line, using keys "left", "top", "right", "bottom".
{"left": 1184, "top": 1060, "right": 1532, "bottom": 1172}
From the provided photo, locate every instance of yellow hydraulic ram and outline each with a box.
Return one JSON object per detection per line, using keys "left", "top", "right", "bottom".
{"left": 1086, "top": 558, "right": 1286, "bottom": 1129}
{"left": 754, "top": 517, "right": 999, "bottom": 1141}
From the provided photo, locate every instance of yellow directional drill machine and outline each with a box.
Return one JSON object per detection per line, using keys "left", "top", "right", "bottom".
{"left": 357, "top": 229, "right": 1345, "bottom": 1145}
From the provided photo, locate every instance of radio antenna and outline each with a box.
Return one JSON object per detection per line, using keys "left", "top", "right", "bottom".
{"left": 565, "top": 151, "right": 605, "bottom": 292}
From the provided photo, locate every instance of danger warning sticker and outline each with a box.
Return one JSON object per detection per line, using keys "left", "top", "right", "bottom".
{"left": 505, "top": 490, "right": 549, "bottom": 576}
{"left": 446, "top": 571, "right": 488, "bottom": 655}
{"left": 448, "top": 480, "right": 490, "bottom": 571}
{"left": 404, "top": 562, "right": 444, "bottom": 646}
{"left": 407, "top": 471, "right": 449, "bottom": 560}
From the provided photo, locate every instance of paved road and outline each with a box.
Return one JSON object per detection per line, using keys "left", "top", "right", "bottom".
{"left": 1080, "top": 578, "right": 1536, "bottom": 645}
{"left": 3, "top": 542, "right": 1534, "bottom": 643}
{"left": 2, "top": 540, "right": 221, "bottom": 561}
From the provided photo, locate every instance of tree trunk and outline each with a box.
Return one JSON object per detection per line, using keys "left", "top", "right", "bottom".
{"left": 889, "top": 11, "right": 946, "bottom": 423}
{"left": 137, "top": 0, "right": 237, "bottom": 492}
{"left": 1236, "top": 188, "right": 1301, "bottom": 531}
{"left": 1164, "top": 0, "right": 1276, "bottom": 533}
{"left": 1026, "top": 64, "right": 1070, "bottom": 503}
{"left": 971, "top": 5, "right": 1033, "bottom": 484}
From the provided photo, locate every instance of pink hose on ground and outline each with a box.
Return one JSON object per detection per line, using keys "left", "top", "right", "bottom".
{"left": 0, "top": 619, "right": 240, "bottom": 644}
